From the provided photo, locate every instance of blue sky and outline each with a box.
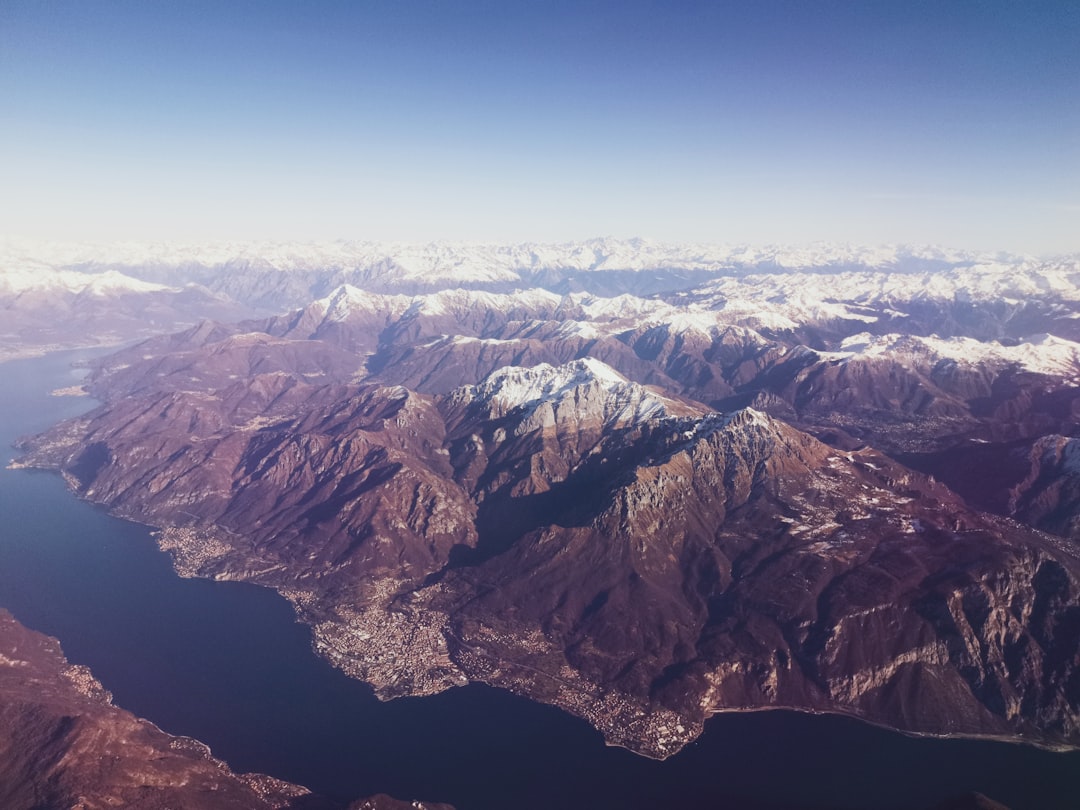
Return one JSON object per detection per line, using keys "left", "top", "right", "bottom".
{"left": 1, "top": 1, "right": 1077, "bottom": 252}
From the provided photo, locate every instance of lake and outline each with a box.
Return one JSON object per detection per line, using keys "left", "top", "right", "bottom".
{"left": 0, "top": 349, "right": 1076, "bottom": 810}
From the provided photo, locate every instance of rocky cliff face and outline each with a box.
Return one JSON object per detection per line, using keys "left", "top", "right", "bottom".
{"left": 0, "top": 609, "right": 452, "bottom": 810}
{"left": 18, "top": 343, "right": 1080, "bottom": 759}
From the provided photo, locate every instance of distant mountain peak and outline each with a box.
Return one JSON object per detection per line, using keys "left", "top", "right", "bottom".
{"left": 318, "top": 284, "right": 409, "bottom": 322}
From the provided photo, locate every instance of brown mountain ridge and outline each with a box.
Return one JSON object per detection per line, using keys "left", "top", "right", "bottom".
{"left": 16, "top": 332, "right": 1080, "bottom": 759}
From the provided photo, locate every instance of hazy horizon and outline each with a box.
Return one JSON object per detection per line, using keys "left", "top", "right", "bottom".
{"left": 2, "top": 1, "right": 1077, "bottom": 253}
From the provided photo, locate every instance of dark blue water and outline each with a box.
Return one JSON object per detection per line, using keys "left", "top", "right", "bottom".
{"left": 0, "top": 350, "right": 1077, "bottom": 810}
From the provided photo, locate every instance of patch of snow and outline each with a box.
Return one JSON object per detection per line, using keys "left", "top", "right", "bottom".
{"left": 450, "top": 335, "right": 520, "bottom": 346}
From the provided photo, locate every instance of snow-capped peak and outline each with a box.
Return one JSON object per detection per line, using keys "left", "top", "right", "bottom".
{"left": 837, "top": 332, "right": 1080, "bottom": 381}
{"left": 474, "top": 358, "right": 630, "bottom": 408}
{"left": 81, "top": 270, "right": 174, "bottom": 295}
{"left": 317, "top": 284, "right": 409, "bottom": 322}
{"left": 0, "top": 266, "right": 173, "bottom": 296}
{"left": 454, "top": 358, "right": 675, "bottom": 428}
{"left": 402, "top": 287, "right": 563, "bottom": 318}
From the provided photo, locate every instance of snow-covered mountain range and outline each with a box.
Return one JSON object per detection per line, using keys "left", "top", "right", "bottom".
{"left": 4, "top": 237, "right": 1077, "bottom": 308}
{"left": 8, "top": 235, "right": 1080, "bottom": 763}
{"left": 5, "top": 237, "right": 1078, "bottom": 409}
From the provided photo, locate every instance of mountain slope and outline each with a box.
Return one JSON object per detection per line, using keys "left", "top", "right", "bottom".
{"left": 7, "top": 238, "right": 1080, "bottom": 762}
{"left": 18, "top": 356, "right": 1080, "bottom": 758}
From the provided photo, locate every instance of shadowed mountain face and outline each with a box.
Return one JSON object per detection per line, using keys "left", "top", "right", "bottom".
{"left": 899, "top": 436, "right": 1080, "bottom": 544}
